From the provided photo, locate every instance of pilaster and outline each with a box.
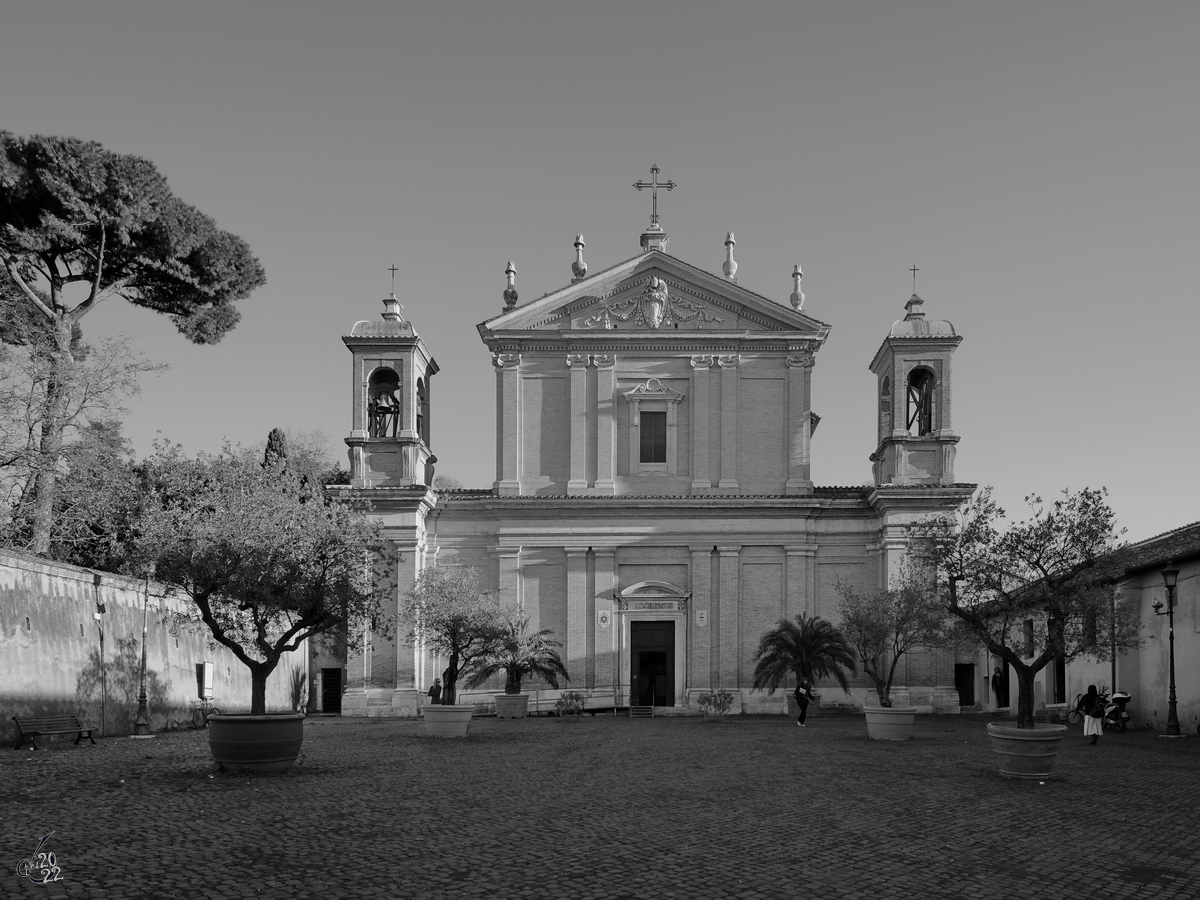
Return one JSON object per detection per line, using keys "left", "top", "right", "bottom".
{"left": 593, "top": 550, "right": 617, "bottom": 693}
{"left": 689, "top": 546, "right": 713, "bottom": 690}
{"left": 594, "top": 355, "right": 616, "bottom": 494}
{"left": 717, "top": 545, "right": 740, "bottom": 688}
{"left": 389, "top": 542, "right": 421, "bottom": 714}
{"left": 494, "top": 352, "right": 521, "bottom": 495}
{"left": 498, "top": 546, "right": 522, "bottom": 609}
{"left": 567, "top": 354, "right": 589, "bottom": 494}
{"left": 785, "top": 546, "right": 815, "bottom": 621}
{"left": 785, "top": 354, "right": 814, "bottom": 494}
{"left": 718, "top": 355, "right": 739, "bottom": 490}
{"left": 690, "top": 356, "right": 713, "bottom": 492}
{"left": 565, "top": 546, "right": 589, "bottom": 680}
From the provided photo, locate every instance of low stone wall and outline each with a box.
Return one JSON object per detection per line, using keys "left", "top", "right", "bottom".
{"left": 1, "top": 550, "right": 303, "bottom": 744}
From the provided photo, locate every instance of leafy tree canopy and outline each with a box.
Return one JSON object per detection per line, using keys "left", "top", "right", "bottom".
{"left": 911, "top": 486, "right": 1141, "bottom": 728}
{"left": 1, "top": 132, "right": 264, "bottom": 554}
{"left": 836, "top": 564, "right": 952, "bottom": 707}
{"left": 135, "top": 442, "right": 393, "bottom": 715}
{"left": 400, "top": 566, "right": 506, "bottom": 706}
{"left": 0, "top": 335, "right": 162, "bottom": 555}
{"left": 1, "top": 132, "right": 265, "bottom": 345}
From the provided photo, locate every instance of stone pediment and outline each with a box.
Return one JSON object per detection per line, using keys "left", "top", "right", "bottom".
{"left": 480, "top": 252, "right": 829, "bottom": 338}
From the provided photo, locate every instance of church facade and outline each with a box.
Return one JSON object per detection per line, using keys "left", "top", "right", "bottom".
{"left": 332, "top": 214, "right": 974, "bottom": 717}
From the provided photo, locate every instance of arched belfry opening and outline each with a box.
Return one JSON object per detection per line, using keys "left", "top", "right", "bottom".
{"left": 905, "top": 367, "right": 935, "bottom": 436}
{"left": 368, "top": 368, "right": 401, "bottom": 438}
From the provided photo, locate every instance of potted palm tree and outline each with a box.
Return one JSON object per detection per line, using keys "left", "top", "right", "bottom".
{"left": 462, "top": 613, "right": 570, "bottom": 718}
{"left": 752, "top": 614, "right": 857, "bottom": 716}
{"left": 836, "top": 567, "right": 953, "bottom": 741}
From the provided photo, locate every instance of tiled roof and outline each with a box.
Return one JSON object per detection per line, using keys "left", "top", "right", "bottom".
{"left": 1093, "top": 520, "right": 1200, "bottom": 582}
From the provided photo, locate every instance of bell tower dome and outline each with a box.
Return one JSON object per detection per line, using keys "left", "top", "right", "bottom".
{"left": 868, "top": 289, "right": 962, "bottom": 486}
{"left": 343, "top": 292, "right": 439, "bottom": 488}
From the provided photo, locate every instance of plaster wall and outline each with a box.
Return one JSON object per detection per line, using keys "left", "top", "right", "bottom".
{"left": 1, "top": 551, "right": 303, "bottom": 744}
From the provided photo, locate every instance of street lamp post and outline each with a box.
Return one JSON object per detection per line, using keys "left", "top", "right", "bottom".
{"left": 132, "top": 574, "right": 152, "bottom": 737}
{"left": 92, "top": 573, "right": 106, "bottom": 737}
{"left": 1152, "top": 566, "right": 1180, "bottom": 736}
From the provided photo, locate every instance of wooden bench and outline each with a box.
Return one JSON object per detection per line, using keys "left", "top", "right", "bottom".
{"left": 12, "top": 715, "right": 96, "bottom": 751}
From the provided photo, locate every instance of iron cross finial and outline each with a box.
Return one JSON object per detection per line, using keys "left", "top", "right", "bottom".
{"left": 633, "top": 164, "right": 675, "bottom": 225}
{"left": 388, "top": 264, "right": 399, "bottom": 293}
{"left": 910, "top": 264, "right": 919, "bottom": 292}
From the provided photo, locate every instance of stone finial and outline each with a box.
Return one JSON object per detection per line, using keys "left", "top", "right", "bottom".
{"left": 722, "top": 232, "right": 738, "bottom": 281}
{"left": 503, "top": 261, "right": 518, "bottom": 311}
{"left": 572, "top": 235, "right": 587, "bottom": 281}
{"left": 790, "top": 264, "right": 805, "bottom": 311}
{"left": 382, "top": 292, "right": 404, "bottom": 322}
{"left": 904, "top": 293, "right": 925, "bottom": 320}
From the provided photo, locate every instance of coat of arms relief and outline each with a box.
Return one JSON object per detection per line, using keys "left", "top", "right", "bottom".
{"left": 582, "top": 276, "right": 723, "bottom": 330}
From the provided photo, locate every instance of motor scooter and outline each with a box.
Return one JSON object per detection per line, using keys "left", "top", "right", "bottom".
{"left": 1103, "top": 691, "right": 1131, "bottom": 732}
{"left": 1069, "top": 689, "right": 1131, "bottom": 732}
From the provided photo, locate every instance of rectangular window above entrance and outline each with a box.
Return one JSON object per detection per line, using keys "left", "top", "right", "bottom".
{"left": 640, "top": 411, "right": 667, "bottom": 464}
{"left": 623, "top": 378, "right": 683, "bottom": 476}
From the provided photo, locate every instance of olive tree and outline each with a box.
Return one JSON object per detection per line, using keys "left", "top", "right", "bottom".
{"left": 836, "top": 564, "right": 953, "bottom": 708}
{"left": 912, "top": 486, "right": 1142, "bottom": 728}
{"left": 136, "top": 442, "right": 392, "bottom": 715}
{"left": 399, "top": 566, "right": 506, "bottom": 706}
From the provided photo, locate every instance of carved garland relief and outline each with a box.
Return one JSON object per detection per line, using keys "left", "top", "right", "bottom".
{"left": 582, "top": 276, "right": 724, "bottom": 330}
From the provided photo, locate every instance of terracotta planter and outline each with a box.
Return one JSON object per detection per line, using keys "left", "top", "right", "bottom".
{"left": 558, "top": 713, "right": 582, "bottom": 723}
{"left": 864, "top": 706, "right": 917, "bottom": 741}
{"left": 986, "top": 722, "right": 1068, "bottom": 779}
{"left": 494, "top": 694, "right": 529, "bottom": 719}
{"left": 702, "top": 714, "right": 727, "bottom": 724}
{"left": 422, "top": 705, "right": 474, "bottom": 738}
{"left": 208, "top": 713, "right": 305, "bottom": 774}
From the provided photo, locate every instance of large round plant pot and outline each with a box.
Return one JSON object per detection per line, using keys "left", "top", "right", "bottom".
{"left": 208, "top": 713, "right": 305, "bottom": 774}
{"left": 422, "top": 705, "right": 474, "bottom": 738}
{"left": 986, "top": 722, "right": 1068, "bottom": 779}
{"left": 494, "top": 694, "right": 529, "bottom": 719}
{"left": 864, "top": 706, "right": 917, "bottom": 741}
{"left": 702, "top": 714, "right": 727, "bottom": 724}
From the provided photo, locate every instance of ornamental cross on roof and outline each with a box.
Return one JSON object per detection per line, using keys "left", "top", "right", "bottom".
{"left": 633, "top": 164, "right": 675, "bottom": 225}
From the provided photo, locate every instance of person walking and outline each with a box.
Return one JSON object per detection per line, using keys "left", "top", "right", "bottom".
{"left": 1077, "top": 684, "right": 1104, "bottom": 745}
{"left": 793, "top": 679, "right": 812, "bottom": 727}
{"left": 991, "top": 667, "right": 1007, "bottom": 708}
{"left": 427, "top": 677, "right": 442, "bottom": 706}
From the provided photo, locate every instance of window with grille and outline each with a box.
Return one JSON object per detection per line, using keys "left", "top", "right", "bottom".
{"left": 640, "top": 411, "right": 667, "bottom": 463}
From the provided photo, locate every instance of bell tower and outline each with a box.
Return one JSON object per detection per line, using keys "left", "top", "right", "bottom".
{"left": 869, "top": 289, "right": 962, "bottom": 486}
{"left": 343, "top": 292, "right": 439, "bottom": 488}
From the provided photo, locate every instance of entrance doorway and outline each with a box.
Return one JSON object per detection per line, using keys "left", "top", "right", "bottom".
{"left": 954, "top": 663, "right": 976, "bottom": 707}
{"left": 321, "top": 668, "right": 343, "bottom": 715}
{"left": 631, "top": 621, "right": 674, "bottom": 706}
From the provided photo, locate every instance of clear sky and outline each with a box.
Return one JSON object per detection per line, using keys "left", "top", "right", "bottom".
{"left": 2, "top": 1, "right": 1195, "bottom": 543}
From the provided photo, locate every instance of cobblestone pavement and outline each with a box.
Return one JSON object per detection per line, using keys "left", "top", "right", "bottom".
{"left": 3, "top": 711, "right": 1199, "bottom": 899}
